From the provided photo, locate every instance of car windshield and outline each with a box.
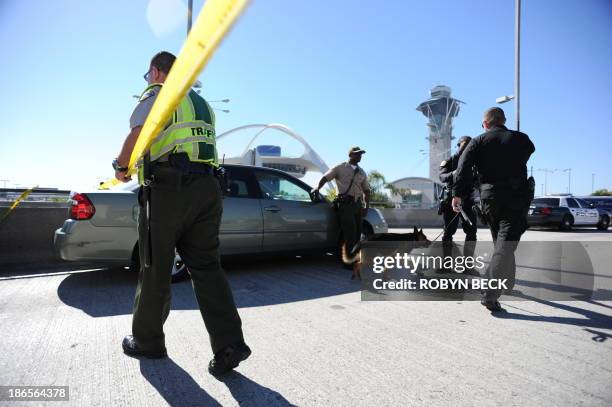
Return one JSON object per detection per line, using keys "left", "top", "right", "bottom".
{"left": 532, "top": 198, "right": 559, "bottom": 207}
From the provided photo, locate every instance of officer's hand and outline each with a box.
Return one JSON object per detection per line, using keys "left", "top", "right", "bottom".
{"left": 115, "top": 170, "right": 132, "bottom": 183}
{"left": 451, "top": 196, "right": 462, "bottom": 213}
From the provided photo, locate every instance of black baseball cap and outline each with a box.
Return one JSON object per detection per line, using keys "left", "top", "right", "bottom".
{"left": 457, "top": 136, "right": 471, "bottom": 147}
{"left": 348, "top": 146, "right": 366, "bottom": 155}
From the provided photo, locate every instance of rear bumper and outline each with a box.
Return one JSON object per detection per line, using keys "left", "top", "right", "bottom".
{"left": 367, "top": 209, "right": 389, "bottom": 234}
{"left": 372, "top": 219, "right": 389, "bottom": 234}
{"left": 527, "top": 214, "right": 562, "bottom": 226}
{"left": 53, "top": 219, "right": 135, "bottom": 263}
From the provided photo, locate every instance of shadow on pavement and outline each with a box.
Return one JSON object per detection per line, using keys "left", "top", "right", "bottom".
{"left": 494, "top": 294, "right": 612, "bottom": 334}
{"left": 138, "top": 357, "right": 294, "bottom": 407}
{"left": 220, "top": 371, "right": 297, "bottom": 407}
{"left": 57, "top": 254, "right": 359, "bottom": 318}
{"left": 139, "top": 357, "right": 221, "bottom": 407}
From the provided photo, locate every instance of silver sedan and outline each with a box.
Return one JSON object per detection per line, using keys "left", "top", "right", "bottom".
{"left": 54, "top": 164, "right": 388, "bottom": 281}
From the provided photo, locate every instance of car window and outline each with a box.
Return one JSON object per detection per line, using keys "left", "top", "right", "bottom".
{"left": 224, "top": 167, "right": 258, "bottom": 198}
{"left": 584, "top": 199, "right": 612, "bottom": 210}
{"left": 255, "top": 171, "right": 312, "bottom": 202}
{"left": 576, "top": 198, "right": 592, "bottom": 208}
{"left": 566, "top": 198, "right": 579, "bottom": 208}
{"left": 532, "top": 198, "right": 559, "bottom": 207}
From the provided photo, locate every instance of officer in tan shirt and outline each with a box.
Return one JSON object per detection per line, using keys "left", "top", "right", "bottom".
{"left": 313, "top": 146, "right": 371, "bottom": 258}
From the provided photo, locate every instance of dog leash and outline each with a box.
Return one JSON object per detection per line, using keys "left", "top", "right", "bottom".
{"left": 430, "top": 211, "right": 462, "bottom": 243}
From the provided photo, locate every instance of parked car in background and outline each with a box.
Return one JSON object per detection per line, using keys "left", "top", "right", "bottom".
{"left": 528, "top": 195, "right": 609, "bottom": 231}
{"left": 54, "top": 164, "right": 388, "bottom": 282}
{"left": 578, "top": 196, "right": 611, "bottom": 230}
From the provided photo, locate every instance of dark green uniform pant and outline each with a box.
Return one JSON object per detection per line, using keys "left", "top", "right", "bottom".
{"left": 481, "top": 196, "right": 529, "bottom": 301}
{"left": 133, "top": 166, "right": 244, "bottom": 354}
{"left": 338, "top": 200, "right": 363, "bottom": 253}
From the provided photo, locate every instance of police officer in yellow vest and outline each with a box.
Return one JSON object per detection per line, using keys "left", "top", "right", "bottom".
{"left": 113, "top": 51, "right": 250, "bottom": 376}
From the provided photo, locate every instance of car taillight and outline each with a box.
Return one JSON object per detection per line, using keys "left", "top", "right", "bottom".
{"left": 541, "top": 207, "right": 552, "bottom": 215}
{"left": 70, "top": 193, "right": 95, "bottom": 220}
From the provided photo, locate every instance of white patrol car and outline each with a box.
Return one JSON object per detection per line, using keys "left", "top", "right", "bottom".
{"left": 528, "top": 194, "right": 608, "bottom": 231}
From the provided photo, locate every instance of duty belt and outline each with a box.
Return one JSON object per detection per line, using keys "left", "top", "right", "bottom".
{"left": 152, "top": 154, "right": 214, "bottom": 175}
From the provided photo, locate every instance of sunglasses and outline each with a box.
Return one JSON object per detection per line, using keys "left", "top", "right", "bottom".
{"left": 143, "top": 67, "right": 156, "bottom": 81}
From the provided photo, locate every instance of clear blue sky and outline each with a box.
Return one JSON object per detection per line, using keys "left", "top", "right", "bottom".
{"left": 1, "top": 0, "right": 611, "bottom": 195}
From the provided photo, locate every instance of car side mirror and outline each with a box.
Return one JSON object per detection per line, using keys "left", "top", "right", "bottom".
{"left": 589, "top": 202, "right": 595, "bottom": 209}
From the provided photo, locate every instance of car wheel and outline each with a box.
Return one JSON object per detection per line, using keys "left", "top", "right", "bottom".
{"left": 170, "top": 252, "right": 189, "bottom": 283}
{"left": 560, "top": 215, "right": 573, "bottom": 231}
{"left": 597, "top": 215, "right": 610, "bottom": 231}
{"left": 361, "top": 222, "right": 374, "bottom": 241}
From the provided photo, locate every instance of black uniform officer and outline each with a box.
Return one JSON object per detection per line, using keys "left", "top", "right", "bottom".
{"left": 114, "top": 51, "right": 250, "bottom": 375}
{"left": 452, "top": 107, "right": 535, "bottom": 312}
{"left": 438, "top": 135, "right": 478, "bottom": 273}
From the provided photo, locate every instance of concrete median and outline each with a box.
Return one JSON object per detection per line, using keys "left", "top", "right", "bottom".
{"left": 0, "top": 204, "right": 69, "bottom": 270}
{"left": 378, "top": 208, "right": 443, "bottom": 228}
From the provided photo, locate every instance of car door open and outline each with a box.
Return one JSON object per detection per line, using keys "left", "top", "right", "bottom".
{"left": 254, "top": 169, "right": 334, "bottom": 252}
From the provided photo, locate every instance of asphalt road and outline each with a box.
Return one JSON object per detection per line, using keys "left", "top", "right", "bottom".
{"left": 0, "top": 228, "right": 611, "bottom": 406}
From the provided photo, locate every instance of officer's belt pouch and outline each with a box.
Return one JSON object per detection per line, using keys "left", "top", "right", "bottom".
{"left": 332, "top": 194, "right": 353, "bottom": 211}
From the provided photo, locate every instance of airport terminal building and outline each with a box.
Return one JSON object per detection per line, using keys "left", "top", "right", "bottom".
{"left": 388, "top": 177, "right": 443, "bottom": 209}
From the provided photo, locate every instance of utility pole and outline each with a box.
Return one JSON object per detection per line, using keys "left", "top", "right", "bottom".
{"left": 561, "top": 168, "right": 571, "bottom": 194}
{"left": 591, "top": 173, "right": 595, "bottom": 194}
{"left": 187, "top": 0, "right": 193, "bottom": 34}
{"left": 535, "top": 168, "right": 556, "bottom": 196}
{"left": 515, "top": 0, "right": 521, "bottom": 131}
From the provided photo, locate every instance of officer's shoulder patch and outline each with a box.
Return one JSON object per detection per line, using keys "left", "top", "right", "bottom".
{"left": 440, "top": 160, "right": 447, "bottom": 167}
{"left": 139, "top": 90, "right": 156, "bottom": 102}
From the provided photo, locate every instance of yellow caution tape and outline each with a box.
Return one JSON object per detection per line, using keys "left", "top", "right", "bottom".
{"left": 0, "top": 186, "right": 38, "bottom": 224}
{"left": 99, "top": 0, "right": 249, "bottom": 190}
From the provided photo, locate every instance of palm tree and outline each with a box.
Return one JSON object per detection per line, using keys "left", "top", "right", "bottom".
{"left": 368, "top": 170, "right": 398, "bottom": 203}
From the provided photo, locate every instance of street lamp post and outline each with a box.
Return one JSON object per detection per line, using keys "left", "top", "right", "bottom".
{"left": 535, "top": 168, "right": 557, "bottom": 196}
{"left": 561, "top": 168, "right": 571, "bottom": 194}
{"left": 514, "top": 0, "right": 521, "bottom": 131}
{"left": 496, "top": 0, "right": 521, "bottom": 131}
{"left": 187, "top": 0, "right": 193, "bottom": 34}
{"left": 592, "top": 173, "right": 595, "bottom": 194}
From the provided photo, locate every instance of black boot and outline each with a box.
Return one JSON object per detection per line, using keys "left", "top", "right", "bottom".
{"left": 480, "top": 299, "right": 505, "bottom": 313}
{"left": 122, "top": 335, "right": 167, "bottom": 359}
{"left": 208, "top": 341, "right": 251, "bottom": 376}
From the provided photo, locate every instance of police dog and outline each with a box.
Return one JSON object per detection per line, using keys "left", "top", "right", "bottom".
{"left": 342, "top": 227, "right": 430, "bottom": 280}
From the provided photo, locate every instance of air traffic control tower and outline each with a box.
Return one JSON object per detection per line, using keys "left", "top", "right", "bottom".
{"left": 417, "top": 85, "right": 464, "bottom": 180}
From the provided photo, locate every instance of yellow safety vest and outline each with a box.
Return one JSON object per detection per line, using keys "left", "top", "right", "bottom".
{"left": 137, "top": 83, "right": 218, "bottom": 182}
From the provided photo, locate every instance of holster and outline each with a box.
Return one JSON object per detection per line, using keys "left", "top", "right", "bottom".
{"left": 142, "top": 153, "right": 152, "bottom": 269}
{"left": 437, "top": 186, "right": 450, "bottom": 215}
{"left": 214, "top": 166, "right": 229, "bottom": 196}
